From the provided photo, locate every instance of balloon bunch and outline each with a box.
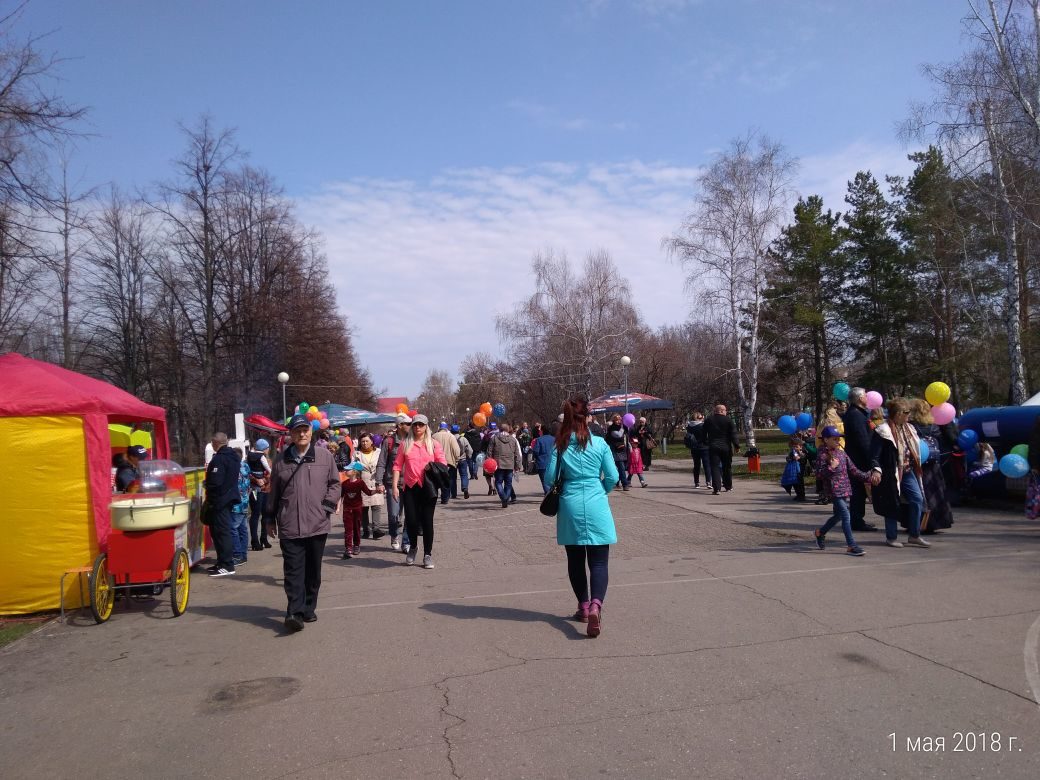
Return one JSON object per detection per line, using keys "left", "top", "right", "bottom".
{"left": 777, "top": 412, "right": 814, "bottom": 435}
{"left": 924, "top": 382, "right": 956, "bottom": 426}
{"left": 1000, "top": 444, "right": 1030, "bottom": 478}
{"left": 394, "top": 402, "right": 420, "bottom": 417}
{"left": 296, "top": 402, "right": 330, "bottom": 430}
{"left": 472, "top": 401, "right": 507, "bottom": 427}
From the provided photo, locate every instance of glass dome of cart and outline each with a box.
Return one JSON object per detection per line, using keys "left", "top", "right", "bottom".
{"left": 589, "top": 391, "right": 674, "bottom": 415}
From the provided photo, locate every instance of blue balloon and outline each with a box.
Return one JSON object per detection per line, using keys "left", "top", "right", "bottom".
{"left": 310, "top": 419, "right": 321, "bottom": 431}
{"left": 964, "top": 444, "right": 978, "bottom": 464}
{"left": 778, "top": 415, "right": 798, "bottom": 435}
{"left": 832, "top": 382, "right": 850, "bottom": 402}
{"left": 957, "top": 429, "right": 978, "bottom": 449}
{"left": 493, "top": 402, "right": 507, "bottom": 418}
{"left": 795, "top": 412, "right": 813, "bottom": 431}
{"left": 919, "top": 441, "right": 930, "bottom": 463}
{"left": 999, "top": 453, "right": 1029, "bottom": 479}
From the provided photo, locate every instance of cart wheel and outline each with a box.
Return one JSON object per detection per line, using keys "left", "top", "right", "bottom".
{"left": 170, "top": 548, "right": 190, "bottom": 617}
{"left": 90, "top": 553, "right": 114, "bottom": 624}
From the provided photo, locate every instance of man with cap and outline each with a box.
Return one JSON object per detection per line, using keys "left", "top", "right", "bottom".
{"left": 375, "top": 413, "right": 413, "bottom": 552}
{"left": 116, "top": 444, "right": 149, "bottom": 492}
{"left": 204, "top": 432, "right": 241, "bottom": 577}
{"left": 454, "top": 424, "right": 473, "bottom": 499}
{"left": 432, "top": 421, "right": 461, "bottom": 504}
{"left": 263, "top": 413, "right": 341, "bottom": 632}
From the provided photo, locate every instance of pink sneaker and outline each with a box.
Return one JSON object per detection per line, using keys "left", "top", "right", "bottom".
{"left": 573, "top": 601, "right": 590, "bottom": 622}
{"left": 587, "top": 599, "right": 602, "bottom": 638}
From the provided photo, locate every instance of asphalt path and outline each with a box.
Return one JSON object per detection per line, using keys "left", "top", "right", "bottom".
{"left": 2, "top": 466, "right": 1038, "bottom": 779}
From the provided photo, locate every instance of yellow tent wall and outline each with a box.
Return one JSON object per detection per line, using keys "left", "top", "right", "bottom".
{"left": 0, "top": 416, "right": 99, "bottom": 613}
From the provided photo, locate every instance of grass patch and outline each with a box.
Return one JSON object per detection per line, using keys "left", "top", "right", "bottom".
{"left": 0, "top": 616, "right": 49, "bottom": 648}
{"left": 656, "top": 428, "right": 791, "bottom": 459}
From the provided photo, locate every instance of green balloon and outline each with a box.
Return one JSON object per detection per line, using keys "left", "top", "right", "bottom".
{"left": 1010, "top": 444, "right": 1029, "bottom": 459}
{"left": 299, "top": 402, "right": 310, "bottom": 413}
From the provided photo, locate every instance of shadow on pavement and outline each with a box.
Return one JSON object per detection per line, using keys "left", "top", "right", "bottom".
{"left": 329, "top": 556, "right": 400, "bottom": 570}
{"left": 189, "top": 603, "right": 286, "bottom": 633}
{"left": 420, "top": 602, "right": 586, "bottom": 639}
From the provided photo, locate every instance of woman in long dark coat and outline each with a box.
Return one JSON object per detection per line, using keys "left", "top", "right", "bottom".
{"left": 908, "top": 398, "right": 953, "bottom": 532}
{"left": 870, "top": 398, "right": 931, "bottom": 548}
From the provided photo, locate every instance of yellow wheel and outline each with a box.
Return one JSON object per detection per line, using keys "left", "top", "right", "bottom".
{"left": 170, "top": 548, "right": 190, "bottom": 616}
{"left": 90, "top": 553, "right": 114, "bottom": 624}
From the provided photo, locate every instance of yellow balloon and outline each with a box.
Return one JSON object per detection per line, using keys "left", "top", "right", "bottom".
{"left": 924, "top": 381, "right": 951, "bottom": 407}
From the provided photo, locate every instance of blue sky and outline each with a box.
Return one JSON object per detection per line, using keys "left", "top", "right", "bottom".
{"left": 31, "top": 1, "right": 969, "bottom": 396}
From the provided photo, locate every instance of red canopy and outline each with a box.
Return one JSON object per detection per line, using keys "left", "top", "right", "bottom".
{"left": 244, "top": 413, "right": 288, "bottom": 433}
{"left": 0, "top": 353, "right": 166, "bottom": 420}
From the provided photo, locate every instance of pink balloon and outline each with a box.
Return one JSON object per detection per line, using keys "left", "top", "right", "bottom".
{"left": 865, "top": 391, "right": 884, "bottom": 410}
{"left": 319, "top": 418, "right": 330, "bottom": 429}
{"left": 622, "top": 413, "right": 636, "bottom": 428}
{"left": 931, "top": 402, "right": 957, "bottom": 425}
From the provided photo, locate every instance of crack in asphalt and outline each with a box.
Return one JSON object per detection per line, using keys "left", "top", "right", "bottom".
{"left": 855, "top": 630, "right": 1039, "bottom": 705}
{"left": 436, "top": 680, "right": 465, "bottom": 779}
{"left": 721, "top": 578, "right": 832, "bottom": 630}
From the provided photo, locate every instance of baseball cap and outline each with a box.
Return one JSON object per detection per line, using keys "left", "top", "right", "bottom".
{"left": 451, "top": 424, "right": 460, "bottom": 433}
{"left": 127, "top": 445, "right": 148, "bottom": 459}
{"left": 289, "top": 413, "right": 310, "bottom": 430}
{"left": 490, "top": 421, "right": 497, "bottom": 429}
{"left": 396, "top": 413, "right": 412, "bottom": 424}
{"left": 821, "top": 425, "right": 841, "bottom": 439}
{"left": 348, "top": 461, "right": 365, "bottom": 471}
{"left": 254, "top": 438, "right": 270, "bottom": 451}
{"left": 411, "top": 413, "right": 430, "bottom": 426}
{"left": 439, "top": 421, "right": 448, "bottom": 429}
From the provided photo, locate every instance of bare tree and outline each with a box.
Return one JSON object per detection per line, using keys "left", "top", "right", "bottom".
{"left": 497, "top": 248, "right": 640, "bottom": 402}
{"left": 415, "top": 369, "right": 456, "bottom": 423}
{"left": 665, "top": 132, "right": 797, "bottom": 447}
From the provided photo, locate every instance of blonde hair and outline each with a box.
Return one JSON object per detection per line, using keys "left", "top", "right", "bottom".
{"left": 403, "top": 426, "right": 434, "bottom": 456}
{"left": 909, "top": 398, "right": 933, "bottom": 425}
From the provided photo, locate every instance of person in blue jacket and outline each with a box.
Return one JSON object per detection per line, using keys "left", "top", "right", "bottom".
{"left": 531, "top": 422, "right": 558, "bottom": 493}
{"left": 545, "top": 395, "right": 620, "bottom": 638}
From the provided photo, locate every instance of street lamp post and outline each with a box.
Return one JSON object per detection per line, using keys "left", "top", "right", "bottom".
{"left": 620, "top": 356, "right": 631, "bottom": 422}
{"left": 277, "top": 372, "right": 289, "bottom": 421}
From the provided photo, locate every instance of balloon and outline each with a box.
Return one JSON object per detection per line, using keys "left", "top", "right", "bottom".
{"left": 396, "top": 403, "right": 408, "bottom": 414}
{"left": 310, "top": 419, "right": 320, "bottom": 431}
{"left": 319, "top": 418, "right": 330, "bottom": 430}
{"left": 778, "top": 415, "right": 798, "bottom": 435}
{"left": 483, "top": 457, "right": 498, "bottom": 474}
{"left": 931, "top": 402, "right": 956, "bottom": 426}
{"left": 964, "top": 444, "right": 978, "bottom": 464}
{"left": 472, "top": 412, "right": 487, "bottom": 427}
{"left": 408, "top": 409, "right": 418, "bottom": 417}
{"left": 919, "top": 440, "right": 930, "bottom": 463}
{"left": 320, "top": 410, "right": 328, "bottom": 419}
{"left": 999, "top": 453, "right": 1029, "bottom": 479}
{"left": 299, "top": 402, "right": 310, "bottom": 413}
{"left": 1010, "top": 444, "right": 1029, "bottom": 459}
{"left": 372, "top": 434, "right": 383, "bottom": 447}
{"left": 493, "top": 403, "right": 507, "bottom": 418}
{"left": 957, "top": 429, "right": 978, "bottom": 449}
{"left": 832, "top": 382, "right": 850, "bottom": 402}
{"left": 480, "top": 402, "right": 493, "bottom": 417}
{"left": 622, "top": 413, "right": 636, "bottom": 428}
{"left": 795, "top": 412, "right": 813, "bottom": 431}
{"left": 865, "top": 391, "right": 884, "bottom": 410}
{"left": 924, "top": 381, "right": 951, "bottom": 407}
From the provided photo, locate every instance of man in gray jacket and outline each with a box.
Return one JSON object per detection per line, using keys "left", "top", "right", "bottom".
{"left": 488, "top": 423, "right": 523, "bottom": 508}
{"left": 264, "top": 414, "right": 341, "bottom": 633}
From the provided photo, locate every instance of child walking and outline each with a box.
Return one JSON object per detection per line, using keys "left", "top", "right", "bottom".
{"left": 813, "top": 425, "right": 876, "bottom": 556}
{"left": 341, "top": 462, "right": 374, "bottom": 559}
{"left": 781, "top": 436, "right": 807, "bottom": 500}
{"left": 628, "top": 435, "right": 648, "bottom": 488}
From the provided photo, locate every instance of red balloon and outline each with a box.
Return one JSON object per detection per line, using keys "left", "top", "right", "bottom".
{"left": 409, "top": 409, "right": 418, "bottom": 417}
{"left": 483, "top": 457, "right": 498, "bottom": 474}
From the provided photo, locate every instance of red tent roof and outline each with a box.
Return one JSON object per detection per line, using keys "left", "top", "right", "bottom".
{"left": 0, "top": 353, "right": 167, "bottom": 420}
{"left": 376, "top": 396, "right": 409, "bottom": 414}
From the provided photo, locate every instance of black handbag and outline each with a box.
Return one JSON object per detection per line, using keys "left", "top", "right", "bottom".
{"left": 539, "top": 455, "right": 563, "bottom": 516}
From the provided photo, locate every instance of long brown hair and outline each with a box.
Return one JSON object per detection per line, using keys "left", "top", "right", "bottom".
{"left": 556, "top": 395, "right": 591, "bottom": 455}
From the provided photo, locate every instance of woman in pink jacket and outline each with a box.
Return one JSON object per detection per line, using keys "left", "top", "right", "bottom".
{"left": 391, "top": 414, "right": 446, "bottom": 569}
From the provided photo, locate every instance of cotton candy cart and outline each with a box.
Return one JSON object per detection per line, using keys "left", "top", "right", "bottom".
{"left": 90, "top": 460, "right": 192, "bottom": 623}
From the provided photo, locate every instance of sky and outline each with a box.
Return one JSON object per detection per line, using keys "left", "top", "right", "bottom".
{"left": 26, "top": 0, "right": 971, "bottom": 397}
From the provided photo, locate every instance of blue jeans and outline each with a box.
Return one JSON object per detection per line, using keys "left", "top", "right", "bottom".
{"left": 692, "top": 447, "right": 712, "bottom": 487}
{"left": 468, "top": 456, "right": 478, "bottom": 480}
{"left": 441, "top": 465, "right": 456, "bottom": 502}
{"left": 230, "top": 511, "right": 249, "bottom": 560}
{"left": 495, "top": 469, "right": 514, "bottom": 503}
{"left": 537, "top": 468, "right": 548, "bottom": 494}
{"left": 886, "top": 471, "right": 924, "bottom": 540}
{"left": 819, "top": 497, "right": 856, "bottom": 547}
{"left": 385, "top": 487, "right": 410, "bottom": 547}
{"left": 615, "top": 457, "right": 630, "bottom": 488}
{"left": 456, "top": 463, "right": 469, "bottom": 494}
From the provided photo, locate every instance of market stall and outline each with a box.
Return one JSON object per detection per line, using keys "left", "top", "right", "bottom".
{"left": 0, "top": 353, "right": 183, "bottom": 614}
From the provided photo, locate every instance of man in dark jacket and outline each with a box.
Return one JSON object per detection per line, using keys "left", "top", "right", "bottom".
{"left": 264, "top": 414, "right": 341, "bottom": 632}
{"left": 464, "top": 424, "right": 482, "bottom": 479}
{"left": 841, "top": 387, "right": 878, "bottom": 532}
{"left": 702, "top": 405, "right": 739, "bottom": 494}
{"left": 204, "top": 432, "right": 241, "bottom": 577}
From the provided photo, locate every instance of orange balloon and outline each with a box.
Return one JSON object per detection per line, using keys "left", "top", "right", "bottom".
{"left": 480, "top": 402, "right": 493, "bottom": 416}
{"left": 396, "top": 403, "right": 408, "bottom": 414}
{"left": 472, "top": 412, "right": 487, "bottom": 427}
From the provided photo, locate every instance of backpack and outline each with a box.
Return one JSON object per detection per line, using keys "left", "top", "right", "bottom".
{"left": 684, "top": 430, "right": 694, "bottom": 449}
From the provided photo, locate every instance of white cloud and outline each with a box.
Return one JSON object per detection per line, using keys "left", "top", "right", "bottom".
{"left": 295, "top": 141, "right": 915, "bottom": 396}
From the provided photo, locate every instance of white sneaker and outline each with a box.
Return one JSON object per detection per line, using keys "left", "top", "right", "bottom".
{"left": 423, "top": 555, "right": 434, "bottom": 569}
{"left": 885, "top": 539, "right": 904, "bottom": 548}
{"left": 403, "top": 543, "right": 411, "bottom": 554}
{"left": 906, "top": 536, "right": 931, "bottom": 548}
{"left": 405, "top": 553, "right": 416, "bottom": 566}
{"left": 390, "top": 537, "right": 401, "bottom": 551}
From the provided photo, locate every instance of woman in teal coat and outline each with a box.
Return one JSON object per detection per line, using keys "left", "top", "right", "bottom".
{"left": 545, "top": 395, "right": 619, "bottom": 638}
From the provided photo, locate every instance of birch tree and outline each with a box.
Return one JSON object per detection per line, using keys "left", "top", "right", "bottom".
{"left": 665, "top": 133, "right": 797, "bottom": 447}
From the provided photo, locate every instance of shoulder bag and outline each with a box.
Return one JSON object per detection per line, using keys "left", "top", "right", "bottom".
{"left": 539, "top": 450, "right": 564, "bottom": 517}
